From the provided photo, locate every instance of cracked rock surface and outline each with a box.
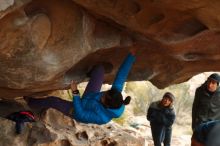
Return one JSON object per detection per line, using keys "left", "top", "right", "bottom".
{"left": 1, "top": 0, "right": 220, "bottom": 98}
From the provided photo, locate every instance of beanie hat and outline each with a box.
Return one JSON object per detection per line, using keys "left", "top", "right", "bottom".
{"left": 163, "top": 92, "right": 175, "bottom": 102}
{"left": 208, "top": 73, "right": 220, "bottom": 84}
{"left": 105, "top": 89, "right": 131, "bottom": 109}
{"left": 107, "top": 89, "right": 123, "bottom": 109}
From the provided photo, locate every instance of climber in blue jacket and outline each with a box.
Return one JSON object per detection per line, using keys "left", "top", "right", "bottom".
{"left": 25, "top": 49, "right": 136, "bottom": 124}
{"left": 71, "top": 50, "right": 136, "bottom": 124}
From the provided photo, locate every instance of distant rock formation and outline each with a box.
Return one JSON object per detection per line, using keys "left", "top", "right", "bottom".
{"left": 1, "top": 0, "right": 220, "bottom": 98}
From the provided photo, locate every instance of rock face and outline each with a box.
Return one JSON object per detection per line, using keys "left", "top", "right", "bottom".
{"left": 1, "top": 0, "right": 220, "bottom": 98}
{"left": 0, "top": 108, "right": 145, "bottom": 146}
{"left": 0, "top": 101, "right": 192, "bottom": 146}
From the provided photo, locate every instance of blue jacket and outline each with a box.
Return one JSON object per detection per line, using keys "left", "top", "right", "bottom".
{"left": 73, "top": 53, "right": 135, "bottom": 124}
{"left": 193, "top": 120, "right": 220, "bottom": 144}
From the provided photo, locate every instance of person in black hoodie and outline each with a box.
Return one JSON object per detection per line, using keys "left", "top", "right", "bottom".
{"left": 192, "top": 73, "right": 220, "bottom": 130}
{"left": 147, "top": 92, "right": 176, "bottom": 146}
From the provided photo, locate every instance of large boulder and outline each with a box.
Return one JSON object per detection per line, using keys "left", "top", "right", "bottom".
{"left": 1, "top": 0, "right": 220, "bottom": 98}
{"left": 0, "top": 108, "right": 145, "bottom": 146}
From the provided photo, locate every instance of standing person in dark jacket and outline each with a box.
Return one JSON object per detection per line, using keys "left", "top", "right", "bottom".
{"left": 25, "top": 49, "right": 136, "bottom": 124}
{"left": 192, "top": 73, "right": 220, "bottom": 130}
{"left": 147, "top": 92, "right": 176, "bottom": 146}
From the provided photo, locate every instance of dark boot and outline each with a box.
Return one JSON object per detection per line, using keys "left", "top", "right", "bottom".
{"left": 15, "top": 122, "right": 24, "bottom": 134}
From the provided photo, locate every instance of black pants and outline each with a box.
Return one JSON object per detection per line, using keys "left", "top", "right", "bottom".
{"left": 150, "top": 123, "right": 172, "bottom": 146}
